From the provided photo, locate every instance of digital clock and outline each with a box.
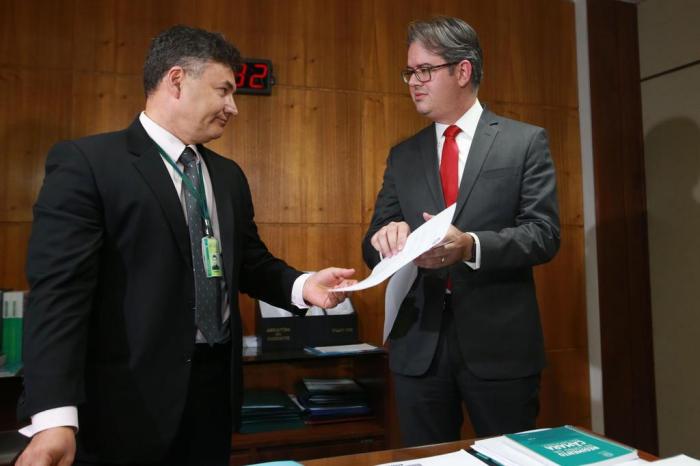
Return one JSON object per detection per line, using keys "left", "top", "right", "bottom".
{"left": 235, "top": 59, "right": 275, "bottom": 95}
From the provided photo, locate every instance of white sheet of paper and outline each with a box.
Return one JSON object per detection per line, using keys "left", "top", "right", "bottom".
{"left": 375, "top": 449, "right": 485, "bottom": 466}
{"left": 335, "top": 204, "right": 456, "bottom": 292}
{"left": 383, "top": 262, "right": 417, "bottom": 343}
{"left": 653, "top": 456, "right": 700, "bottom": 465}
{"left": 308, "top": 343, "right": 379, "bottom": 354}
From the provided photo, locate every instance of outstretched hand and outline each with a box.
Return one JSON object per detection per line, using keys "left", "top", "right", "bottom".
{"left": 302, "top": 267, "right": 356, "bottom": 308}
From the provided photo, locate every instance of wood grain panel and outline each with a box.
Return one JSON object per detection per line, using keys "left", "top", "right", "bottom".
{"left": 538, "top": 348, "right": 591, "bottom": 428}
{"left": 0, "top": 69, "right": 73, "bottom": 222}
{"left": 535, "top": 225, "right": 587, "bottom": 351}
{"left": 468, "top": 0, "right": 578, "bottom": 109}
{"left": 72, "top": 0, "right": 118, "bottom": 72}
{"left": 195, "top": 0, "right": 307, "bottom": 88}
{"left": 0, "top": 222, "right": 31, "bottom": 290}
{"left": 71, "top": 72, "right": 143, "bottom": 138}
{"left": 0, "top": 0, "right": 74, "bottom": 68}
{"left": 231, "top": 88, "right": 363, "bottom": 225}
{"left": 587, "top": 0, "right": 658, "bottom": 453}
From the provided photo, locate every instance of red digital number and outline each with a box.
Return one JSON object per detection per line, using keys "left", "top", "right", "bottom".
{"left": 248, "top": 63, "right": 269, "bottom": 89}
{"left": 235, "top": 63, "right": 248, "bottom": 88}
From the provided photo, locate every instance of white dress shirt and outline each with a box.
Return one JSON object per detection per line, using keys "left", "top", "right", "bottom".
{"left": 434, "top": 99, "right": 484, "bottom": 269}
{"left": 20, "top": 112, "right": 311, "bottom": 436}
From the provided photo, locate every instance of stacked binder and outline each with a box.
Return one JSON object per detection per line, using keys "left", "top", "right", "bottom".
{"left": 295, "top": 378, "right": 371, "bottom": 424}
{"left": 240, "top": 389, "right": 304, "bottom": 433}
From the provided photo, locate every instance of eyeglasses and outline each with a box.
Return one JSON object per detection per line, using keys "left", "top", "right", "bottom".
{"left": 401, "top": 62, "right": 460, "bottom": 84}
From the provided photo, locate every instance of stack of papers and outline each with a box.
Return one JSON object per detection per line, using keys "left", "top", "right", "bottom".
{"left": 375, "top": 449, "right": 487, "bottom": 466}
{"left": 295, "top": 378, "right": 371, "bottom": 423}
{"left": 653, "top": 456, "right": 700, "bottom": 465}
{"left": 239, "top": 389, "right": 304, "bottom": 433}
{"left": 304, "top": 343, "right": 381, "bottom": 355}
{"left": 472, "top": 426, "right": 639, "bottom": 466}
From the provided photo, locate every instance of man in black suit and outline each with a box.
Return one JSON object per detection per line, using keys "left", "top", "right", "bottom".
{"left": 17, "top": 25, "right": 354, "bottom": 466}
{"left": 363, "top": 17, "right": 560, "bottom": 446}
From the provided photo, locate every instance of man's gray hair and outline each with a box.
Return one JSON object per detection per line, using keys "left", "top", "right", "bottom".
{"left": 407, "top": 16, "right": 483, "bottom": 88}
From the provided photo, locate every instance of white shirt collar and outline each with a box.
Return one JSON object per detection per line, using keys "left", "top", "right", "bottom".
{"left": 434, "top": 99, "right": 483, "bottom": 141}
{"left": 139, "top": 111, "right": 199, "bottom": 163}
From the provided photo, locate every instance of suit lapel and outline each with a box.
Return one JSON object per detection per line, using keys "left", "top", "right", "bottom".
{"left": 128, "top": 118, "right": 191, "bottom": 264}
{"left": 200, "top": 147, "right": 235, "bottom": 292}
{"left": 454, "top": 109, "right": 499, "bottom": 220}
{"left": 418, "top": 125, "right": 444, "bottom": 212}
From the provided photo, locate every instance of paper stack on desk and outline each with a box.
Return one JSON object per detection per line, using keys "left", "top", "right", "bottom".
{"left": 295, "top": 377, "right": 371, "bottom": 423}
{"left": 472, "top": 426, "right": 639, "bottom": 466}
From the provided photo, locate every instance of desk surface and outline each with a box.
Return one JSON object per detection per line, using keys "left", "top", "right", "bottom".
{"left": 302, "top": 438, "right": 658, "bottom": 465}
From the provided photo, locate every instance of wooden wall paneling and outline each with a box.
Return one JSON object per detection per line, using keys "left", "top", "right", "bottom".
{"left": 451, "top": 0, "right": 577, "bottom": 108}
{"left": 539, "top": 348, "right": 592, "bottom": 427}
{"left": 0, "top": 222, "right": 31, "bottom": 290}
{"left": 70, "top": 72, "right": 143, "bottom": 139}
{"left": 353, "top": 0, "right": 432, "bottom": 94}
{"left": 298, "top": 90, "right": 362, "bottom": 224}
{"left": 0, "top": 69, "right": 74, "bottom": 222}
{"left": 195, "top": 0, "right": 307, "bottom": 88}
{"left": 0, "top": 0, "right": 74, "bottom": 69}
{"left": 587, "top": 0, "right": 658, "bottom": 453}
{"left": 534, "top": 225, "right": 587, "bottom": 351}
{"left": 72, "top": 0, "right": 118, "bottom": 72}
{"left": 111, "top": 0, "right": 200, "bottom": 75}
{"left": 232, "top": 88, "right": 363, "bottom": 225}
{"left": 231, "top": 88, "right": 306, "bottom": 224}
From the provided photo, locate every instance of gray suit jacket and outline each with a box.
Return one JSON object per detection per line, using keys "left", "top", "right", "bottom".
{"left": 362, "top": 108, "right": 560, "bottom": 379}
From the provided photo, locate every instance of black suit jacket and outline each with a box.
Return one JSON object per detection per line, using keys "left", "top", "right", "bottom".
{"left": 20, "top": 118, "right": 303, "bottom": 462}
{"left": 363, "top": 109, "right": 560, "bottom": 380}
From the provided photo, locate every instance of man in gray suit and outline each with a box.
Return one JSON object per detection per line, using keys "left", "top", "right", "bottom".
{"left": 363, "top": 17, "right": 560, "bottom": 446}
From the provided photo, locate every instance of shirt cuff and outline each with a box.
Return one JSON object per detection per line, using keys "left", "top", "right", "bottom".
{"left": 19, "top": 406, "right": 79, "bottom": 437}
{"left": 464, "top": 233, "right": 481, "bottom": 270}
{"left": 291, "top": 273, "right": 313, "bottom": 309}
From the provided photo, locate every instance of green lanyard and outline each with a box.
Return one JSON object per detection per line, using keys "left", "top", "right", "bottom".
{"left": 155, "top": 144, "right": 214, "bottom": 236}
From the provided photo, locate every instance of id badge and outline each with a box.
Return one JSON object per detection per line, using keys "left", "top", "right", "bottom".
{"left": 201, "top": 236, "right": 223, "bottom": 278}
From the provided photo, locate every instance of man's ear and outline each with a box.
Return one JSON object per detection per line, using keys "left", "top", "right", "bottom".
{"left": 457, "top": 60, "right": 473, "bottom": 87}
{"left": 163, "top": 66, "right": 185, "bottom": 98}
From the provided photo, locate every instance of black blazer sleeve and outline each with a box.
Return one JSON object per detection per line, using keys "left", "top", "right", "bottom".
{"left": 21, "top": 141, "right": 103, "bottom": 418}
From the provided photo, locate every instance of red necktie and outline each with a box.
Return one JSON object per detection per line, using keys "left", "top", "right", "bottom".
{"left": 440, "top": 125, "right": 462, "bottom": 207}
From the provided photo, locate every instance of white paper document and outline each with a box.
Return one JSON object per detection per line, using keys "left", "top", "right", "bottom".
{"left": 305, "top": 343, "right": 379, "bottom": 354}
{"left": 375, "top": 449, "right": 485, "bottom": 466}
{"left": 383, "top": 262, "right": 418, "bottom": 343}
{"left": 653, "top": 456, "right": 700, "bottom": 465}
{"left": 335, "top": 204, "right": 456, "bottom": 292}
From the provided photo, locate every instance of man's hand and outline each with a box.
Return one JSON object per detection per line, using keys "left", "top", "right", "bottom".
{"left": 302, "top": 267, "right": 356, "bottom": 308}
{"left": 414, "top": 212, "right": 474, "bottom": 269}
{"left": 16, "top": 427, "right": 76, "bottom": 466}
{"left": 370, "top": 221, "right": 411, "bottom": 258}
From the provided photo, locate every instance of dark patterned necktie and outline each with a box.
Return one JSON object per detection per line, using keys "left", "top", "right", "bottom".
{"left": 180, "top": 147, "right": 226, "bottom": 344}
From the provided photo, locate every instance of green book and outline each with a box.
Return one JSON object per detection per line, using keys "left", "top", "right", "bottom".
{"left": 504, "top": 426, "right": 638, "bottom": 465}
{"left": 2, "top": 291, "right": 24, "bottom": 366}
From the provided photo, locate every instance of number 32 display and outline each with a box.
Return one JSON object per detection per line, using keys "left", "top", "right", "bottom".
{"left": 236, "top": 59, "right": 275, "bottom": 95}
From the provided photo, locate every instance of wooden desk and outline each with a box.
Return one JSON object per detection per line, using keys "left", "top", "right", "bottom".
{"left": 302, "top": 438, "right": 658, "bottom": 465}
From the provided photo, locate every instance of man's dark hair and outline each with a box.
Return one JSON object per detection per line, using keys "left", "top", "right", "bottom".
{"left": 143, "top": 25, "right": 242, "bottom": 96}
{"left": 408, "top": 16, "right": 483, "bottom": 89}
